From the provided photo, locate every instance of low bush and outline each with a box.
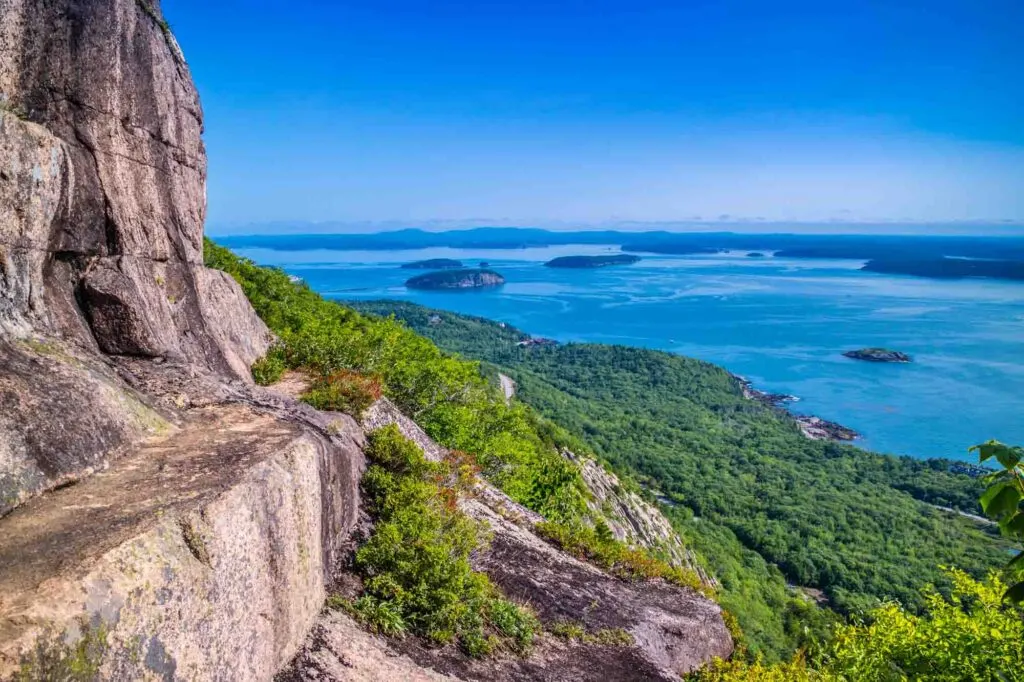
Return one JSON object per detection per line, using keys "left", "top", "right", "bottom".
{"left": 302, "top": 369, "right": 383, "bottom": 415}
{"left": 346, "top": 425, "right": 538, "bottom": 656}
{"left": 250, "top": 345, "right": 287, "bottom": 385}
{"left": 693, "top": 569, "right": 1024, "bottom": 681}
{"left": 548, "top": 620, "right": 634, "bottom": 647}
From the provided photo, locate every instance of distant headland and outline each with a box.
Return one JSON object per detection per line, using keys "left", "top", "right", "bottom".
{"left": 401, "top": 258, "right": 464, "bottom": 269}
{"left": 544, "top": 254, "right": 641, "bottom": 268}
{"left": 405, "top": 269, "right": 506, "bottom": 290}
{"left": 216, "top": 229, "right": 1024, "bottom": 283}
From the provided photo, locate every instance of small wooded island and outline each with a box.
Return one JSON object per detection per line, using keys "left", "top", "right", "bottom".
{"left": 544, "top": 254, "right": 641, "bottom": 268}
{"left": 401, "top": 258, "right": 464, "bottom": 269}
{"left": 843, "top": 348, "right": 913, "bottom": 363}
{"left": 405, "top": 268, "right": 506, "bottom": 290}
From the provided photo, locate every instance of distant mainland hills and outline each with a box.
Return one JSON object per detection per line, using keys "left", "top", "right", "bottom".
{"left": 218, "top": 228, "right": 1024, "bottom": 282}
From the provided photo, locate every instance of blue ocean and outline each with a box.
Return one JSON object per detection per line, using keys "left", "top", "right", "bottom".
{"left": 233, "top": 243, "right": 1024, "bottom": 462}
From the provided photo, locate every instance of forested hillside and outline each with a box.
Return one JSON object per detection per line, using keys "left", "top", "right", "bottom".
{"left": 348, "top": 300, "right": 1009, "bottom": 658}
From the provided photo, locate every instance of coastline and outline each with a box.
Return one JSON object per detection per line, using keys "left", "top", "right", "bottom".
{"left": 735, "top": 375, "right": 860, "bottom": 442}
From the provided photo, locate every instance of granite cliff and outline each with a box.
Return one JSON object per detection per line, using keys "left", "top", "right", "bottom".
{"left": 0, "top": 1, "right": 731, "bottom": 679}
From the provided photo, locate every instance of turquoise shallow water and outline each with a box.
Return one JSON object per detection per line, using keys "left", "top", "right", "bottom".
{"left": 235, "top": 244, "right": 1024, "bottom": 462}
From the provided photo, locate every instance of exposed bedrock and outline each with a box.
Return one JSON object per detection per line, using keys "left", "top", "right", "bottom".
{"left": 0, "top": 0, "right": 272, "bottom": 510}
{"left": 0, "top": 0, "right": 270, "bottom": 371}
{"left": 0, "top": 402, "right": 365, "bottom": 680}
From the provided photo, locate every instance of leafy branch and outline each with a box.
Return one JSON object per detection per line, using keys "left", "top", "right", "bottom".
{"left": 972, "top": 440, "right": 1024, "bottom": 602}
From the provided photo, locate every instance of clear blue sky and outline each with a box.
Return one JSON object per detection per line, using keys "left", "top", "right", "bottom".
{"left": 162, "top": 0, "right": 1024, "bottom": 229}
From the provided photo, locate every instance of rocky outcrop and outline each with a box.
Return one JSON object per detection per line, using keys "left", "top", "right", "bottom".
{"left": 843, "top": 348, "right": 912, "bottom": 363}
{"left": 0, "top": 0, "right": 270, "bottom": 370}
{"left": 564, "top": 451, "right": 714, "bottom": 585}
{"left": 0, "top": 0, "right": 272, "bottom": 511}
{"left": 0, "top": 400, "right": 365, "bottom": 680}
{"left": 735, "top": 374, "right": 858, "bottom": 442}
{"left": 796, "top": 415, "right": 858, "bottom": 441}
{"left": 326, "top": 401, "right": 734, "bottom": 681}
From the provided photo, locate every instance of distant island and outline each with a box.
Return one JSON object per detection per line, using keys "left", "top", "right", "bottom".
{"left": 401, "top": 258, "right": 464, "bottom": 269}
{"left": 843, "top": 348, "right": 912, "bottom": 363}
{"left": 862, "top": 258, "right": 1024, "bottom": 281}
{"left": 544, "top": 254, "right": 641, "bottom": 268}
{"left": 620, "top": 243, "right": 722, "bottom": 255}
{"left": 405, "top": 268, "right": 505, "bottom": 290}
{"left": 747, "top": 252, "right": 767, "bottom": 258}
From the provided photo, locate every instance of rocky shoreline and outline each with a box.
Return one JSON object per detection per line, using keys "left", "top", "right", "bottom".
{"left": 735, "top": 376, "right": 859, "bottom": 442}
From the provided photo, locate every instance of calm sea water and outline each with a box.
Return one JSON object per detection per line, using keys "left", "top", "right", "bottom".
{"left": 235, "top": 244, "right": 1024, "bottom": 462}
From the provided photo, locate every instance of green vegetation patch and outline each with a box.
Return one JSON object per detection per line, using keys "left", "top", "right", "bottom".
{"left": 536, "top": 520, "right": 707, "bottom": 594}
{"left": 348, "top": 299, "right": 1009, "bottom": 661}
{"left": 15, "top": 618, "right": 109, "bottom": 682}
{"left": 301, "top": 369, "right": 383, "bottom": 416}
{"left": 694, "top": 569, "right": 1024, "bottom": 681}
{"left": 337, "top": 425, "right": 539, "bottom": 656}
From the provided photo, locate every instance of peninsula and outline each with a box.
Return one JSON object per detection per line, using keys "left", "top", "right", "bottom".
{"left": 405, "top": 268, "right": 506, "bottom": 290}
{"left": 545, "top": 254, "right": 641, "bottom": 268}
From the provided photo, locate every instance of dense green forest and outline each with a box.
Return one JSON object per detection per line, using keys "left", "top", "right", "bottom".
{"left": 348, "top": 300, "right": 1009, "bottom": 658}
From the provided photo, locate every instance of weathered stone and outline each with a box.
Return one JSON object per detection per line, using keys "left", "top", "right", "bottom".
{"left": 0, "top": 0, "right": 274, "bottom": 511}
{"left": 0, "top": 404, "right": 364, "bottom": 680}
{"left": 81, "top": 262, "right": 180, "bottom": 357}
{"left": 0, "top": 112, "right": 73, "bottom": 336}
{"left": 566, "top": 451, "right": 715, "bottom": 585}
{"left": 0, "top": 336, "right": 171, "bottom": 516}
{"left": 0, "top": 0, "right": 266, "bottom": 372}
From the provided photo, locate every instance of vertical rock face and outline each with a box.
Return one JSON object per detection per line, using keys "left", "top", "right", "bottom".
{"left": 0, "top": 0, "right": 271, "bottom": 509}
{"left": 0, "top": 0, "right": 266, "bottom": 371}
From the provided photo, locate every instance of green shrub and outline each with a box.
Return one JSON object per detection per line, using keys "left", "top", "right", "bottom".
{"left": 488, "top": 598, "right": 540, "bottom": 652}
{"left": 547, "top": 620, "right": 633, "bottom": 646}
{"left": 250, "top": 346, "right": 287, "bottom": 385}
{"left": 302, "top": 369, "right": 383, "bottom": 415}
{"left": 348, "top": 426, "right": 537, "bottom": 656}
{"left": 346, "top": 595, "right": 408, "bottom": 637}
{"left": 694, "top": 569, "right": 1024, "bottom": 681}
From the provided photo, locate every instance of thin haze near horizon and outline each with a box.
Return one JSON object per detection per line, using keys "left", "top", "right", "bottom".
{"left": 164, "top": 0, "right": 1024, "bottom": 231}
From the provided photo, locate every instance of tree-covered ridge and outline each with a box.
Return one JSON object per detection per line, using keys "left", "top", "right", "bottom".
{"left": 347, "top": 300, "right": 1010, "bottom": 659}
